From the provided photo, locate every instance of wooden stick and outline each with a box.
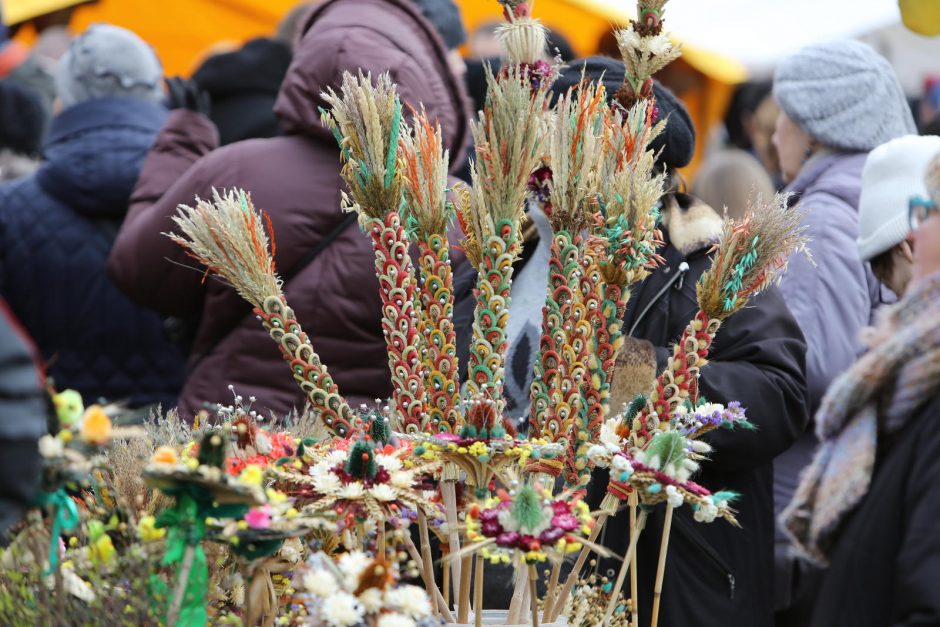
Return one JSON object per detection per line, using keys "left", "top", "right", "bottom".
{"left": 377, "top": 524, "right": 387, "bottom": 557}
{"left": 443, "top": 554, "right": 451, "bottom": 608}
{"left": 418, "top": 513, "right": 437, "bottom": 613}
{"left": 404, "top": 536, "right": 455, "bottom": 623}
{"left": 629, "top": 493, "right": 639, "bottom": 627}
{"left": 507, "top": 564, "right": 529, "bottom": 623}
{"left": 545, "top": 511, "right": 609, "bottom": 622}
{"left": 650, "top": 504, "right": 675, "bottom": 627}
{"left": 457, "top": 553, "right": 473, "bottom": 623}
{"left": 540, "top": 561, "right": 562, "bottom": 619}
{"left": 443, "top": 479, "right": 462, "bottom": 590}
{"left": 474, "top": 554, "right": 484, "bottom": 627}
{"left": 528, "top": 563, "right": 540, "bottom": 627}
{"left": 601, "top": 510, "right": 648, "bottom": 625}
{"left": 167, "top": 544, "right": 196, "bottom": 627}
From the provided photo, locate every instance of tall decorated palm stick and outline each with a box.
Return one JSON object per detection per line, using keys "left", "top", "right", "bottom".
{"left": 168, "top": 190, "right": 356, "bottom": 437}
{"left": 526, "top": 81, "right": 606, "bottom": 486}
{"left": 456, "top": 64, "right": 551, "bottom": 414}
{"left": 400, "top": 108, "right": 461, "bottom": 434}
{"left": 319, "top": 72, "right": 428, "bottom": 433}
{"left": 591, "top": 101, "right": 666, "bottom": 414}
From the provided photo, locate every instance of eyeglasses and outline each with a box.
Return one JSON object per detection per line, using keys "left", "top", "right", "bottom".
{"left": 909, "top": 195, "right": 939, "bottom": 231}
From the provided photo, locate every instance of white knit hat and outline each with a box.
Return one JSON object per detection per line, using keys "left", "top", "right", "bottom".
{"left": 857, "top": 135, "right": 940, "bottom": 261}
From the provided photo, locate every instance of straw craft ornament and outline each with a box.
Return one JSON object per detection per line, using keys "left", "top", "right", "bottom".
{"left": 633, "top": 194, "right": 809, "bottom": 444}
{"left": 399, "top": 108, "right": 461, "bottom": 434}
{"left": 320, "top": 72, "right": 428, "bottom": 434}
{"left": 456, "top": 61, "right": 552, "bottom": 414}
{"left": 167, "top": 190, "right": 356, "bottom": 437}
{"left": 613, "top": 0, "right": 682, "bottom": 110}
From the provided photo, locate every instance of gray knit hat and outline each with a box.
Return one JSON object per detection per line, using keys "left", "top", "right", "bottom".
{"left": 54, "top": 24, "right": 163, "bottom": 108}
{"left": 773, "top": 39, "right": 915, "bottom": 152}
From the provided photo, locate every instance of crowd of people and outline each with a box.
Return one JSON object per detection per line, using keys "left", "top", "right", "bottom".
{"left": 0, "top": 1, "right": 939, "bottom": 625}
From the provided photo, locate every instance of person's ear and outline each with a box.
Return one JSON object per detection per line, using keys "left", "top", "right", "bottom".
{"left": 900, "top": 238, "right": 915, "bottom": 264}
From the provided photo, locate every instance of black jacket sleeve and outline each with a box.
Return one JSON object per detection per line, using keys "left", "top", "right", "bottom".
{"left": 695, "top": 287, "right": 810, "bottom": 473}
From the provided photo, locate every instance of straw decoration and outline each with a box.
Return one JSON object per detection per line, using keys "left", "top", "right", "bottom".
{"left": 399, "top": 109, "right": 461, "bottom": 433}
{"left": 167, "top": 190, "right": 355, "bottom": 436}
{"left": 320, "top": 71, "right": 428, "bottom": 433}
{"left": 457, "top": 62, "right": 551, "bottom": 410}
{"left": 613, "top": 1, "right": 681, "bottom": 110}
{"left": 634, "top": 194, "right": 809, "bottom": 441}
{"left": 527, "top": 82, "right": 607, "bottom": 483}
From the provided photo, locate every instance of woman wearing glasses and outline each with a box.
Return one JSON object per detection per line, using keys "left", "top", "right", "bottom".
{"left": 782, "top": 153, "right": 940, "bottom": 626}
{"left": 858, "top": 135, "right": 940, "bottom": 299}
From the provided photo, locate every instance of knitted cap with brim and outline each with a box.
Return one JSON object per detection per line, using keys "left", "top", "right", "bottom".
{"left": 773, "top": 39, "right": 916, "bottom": 152}
{"left": 858, "top": 135, "right": 940, "bottom": 261}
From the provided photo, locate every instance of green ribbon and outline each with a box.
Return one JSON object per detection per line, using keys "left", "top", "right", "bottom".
{"left": 156, "top": 493, "right": 208, "bottom": 627}
{"left": 153, "top": 487, "right": 251, "bottom": 627}
{"left": 36, "top": 489, "right": 79, "bottom": 576}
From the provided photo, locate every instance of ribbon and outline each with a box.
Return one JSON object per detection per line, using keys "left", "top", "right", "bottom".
{"left": 156, "top": 493, "right": 208, "bottom": 627}
{"left": 36, "top": 489, "right": 79, "bottom": 576}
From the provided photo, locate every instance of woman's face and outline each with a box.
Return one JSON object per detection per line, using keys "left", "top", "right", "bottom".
{"left": 772, "top": 110, "right": 813, "bottom": 184}
{"left": 913, "top": 211, "right": 940, "bottom": 283}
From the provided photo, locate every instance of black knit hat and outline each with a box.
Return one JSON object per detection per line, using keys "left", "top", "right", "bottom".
{"left": 409, "top": 0, "right": 467, "bottom": 50}
{"left": 0, "top": 80, "right": 45, "bottom": 156}
{"left": 551, "top": 56, "right": 696, "bottom": 171}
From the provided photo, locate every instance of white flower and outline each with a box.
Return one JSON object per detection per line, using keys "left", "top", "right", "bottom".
{"left": 693, "top": 502, "right": 719, "bottom": 524}
{"left": 611, "top": 455, "right": 633, "bottom": 473}
{"left": 279, "top": 537, "right": 303, "bottom": 563}
{"left": 338, "top": 551, "right": 371, "bottom": 589}
{"left": 321, "top": 592, "right": 364, "bottom": 627}
{"left": 376, "top": 454, "right": 402, "bottom": 472}
{"left": 38, "top": 434, "right": 63, "bottom": 458}
{"left": 370, "top": 484, "right": 398, "bottom": 502}
{"left": 617, "top": 25, "right": 642, "bottom": 50}
{"left": 338, "top": 483, "right": 365, "bottom": 499}
{"left": 600, "top": 418, "right": 624, "bottom": 449}
{"left": 647, "top": 34, "right": 673, "bottom": 56}
{"left": 312, "top": 473, "right": 342, "bottom": 495}
{"left": 326, "top": 449, "right": 348, "bottom": 466}
{"left": 690, "top": 440, "right": 712, "bottom": 454}
{"left": 586, "top": 445, "right": 609, "bottom": 465}
{"left": 665, "top": 485, "right": 684, "bottom": 508}
{"left": 697, "top": 402, "right": 724, "bottom": 416}
{"left": 309, "top": 461, "right": 332, "bottom": 477}
{"left": 378, "top": 613, "right": 417, "bottom": 627}
{"left": 390, "top": 470, "right": 414, "bottom": 489}
{"left": 385, "top": 584, "right": 432, "bottom": 618}
{"left": 358, "top": 587, "right": 384, "bottom": 613}
{"left": 303, "top": 569, "right": 336, "bottom": 597}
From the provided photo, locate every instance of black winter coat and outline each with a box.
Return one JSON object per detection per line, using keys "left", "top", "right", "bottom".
{"left": 192, "top": 38, "right": 292, "bottom": 146}
{"left": 0, "top": 97, "right": 185, "bottom": 408}
{"left": 587, "top": 221, "right": 809, "bottom": 627}
{"left": 808, "top": 394, "right": 940, "bottom": 627}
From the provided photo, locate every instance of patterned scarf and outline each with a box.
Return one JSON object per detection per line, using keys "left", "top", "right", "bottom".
{"left": 783, "top": 271, "right": 940, "bottom": 564}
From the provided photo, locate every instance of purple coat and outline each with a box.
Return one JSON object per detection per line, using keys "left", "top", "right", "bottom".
{"left": 107, "top": 0, "right": 470, "bottom": 420}
{"left": 779, "top": 151, "right": 880, "bottom": 412}
{"left": 774, "top": 151, "right": 881, "bottom": 602}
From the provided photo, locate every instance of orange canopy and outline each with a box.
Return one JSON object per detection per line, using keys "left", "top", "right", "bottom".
{"left": 14, "top": 0, "right": 742, "bottom": 172}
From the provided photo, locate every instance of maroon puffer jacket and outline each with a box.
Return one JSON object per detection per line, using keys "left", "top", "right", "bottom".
{"left": 107, "top": 0, "right": 470, "bottom": 419}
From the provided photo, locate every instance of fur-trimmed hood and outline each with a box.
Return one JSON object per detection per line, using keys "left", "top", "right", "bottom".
{"left": 660, "top": 192, "right": 725, "bottom": 256}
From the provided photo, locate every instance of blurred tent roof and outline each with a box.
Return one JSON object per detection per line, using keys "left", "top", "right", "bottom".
{"left": 6, "top": 0, "right": 749, "bottom": 81}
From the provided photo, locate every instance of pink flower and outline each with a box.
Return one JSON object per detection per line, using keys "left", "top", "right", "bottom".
{"left": 551, "top": 513, "right": 580, "bottom": 532}
{"left": 245, "top": 505, "right": 272, "bottom": 529}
